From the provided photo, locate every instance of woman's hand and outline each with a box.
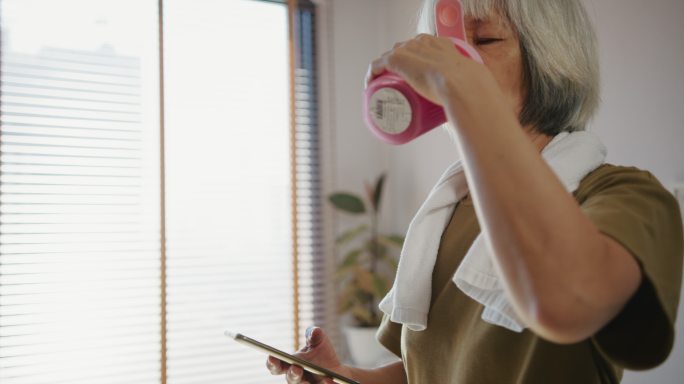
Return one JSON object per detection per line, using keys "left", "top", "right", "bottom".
{"left": 366, "top": 34, "right": 493, "bottom": 107}
{"left": 266, "top": 327, "right": 354, "bottom": 384}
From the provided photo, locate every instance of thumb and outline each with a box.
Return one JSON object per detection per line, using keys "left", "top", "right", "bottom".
{"left": 306, "top": 326, "right": 323, "bottom": 347}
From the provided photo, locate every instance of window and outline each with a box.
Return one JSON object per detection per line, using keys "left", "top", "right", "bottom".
{"left": 0, "top": 1, "right": 323, "bottom": 383}
{"left": 163, "top": 1, "right": 294, "bottom": 382}
{"left": 0, "top": 1, "right": 161, "bottom": 383}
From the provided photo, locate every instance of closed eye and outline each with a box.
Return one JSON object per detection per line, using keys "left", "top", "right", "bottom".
{"left": 475, "top": 38, "right": 503, "bottom": 46}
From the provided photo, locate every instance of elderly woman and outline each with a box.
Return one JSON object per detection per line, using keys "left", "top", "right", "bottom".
{"left": 267, "top": 0, "right": 683, "bottom": 383}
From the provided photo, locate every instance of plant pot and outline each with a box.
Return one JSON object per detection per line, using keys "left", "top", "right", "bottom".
{"left": 343, "top": 326, "right": 399, "bottom": 368}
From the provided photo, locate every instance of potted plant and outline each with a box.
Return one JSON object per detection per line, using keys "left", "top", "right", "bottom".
{"left": 328, "top": 173, "right": 404, "bottom": 366}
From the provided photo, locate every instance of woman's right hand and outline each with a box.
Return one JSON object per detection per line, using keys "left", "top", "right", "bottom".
{"left": 266, "top": 326, "right": 355, "bottom": 384}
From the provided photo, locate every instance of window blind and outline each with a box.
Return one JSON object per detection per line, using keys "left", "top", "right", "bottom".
{"left": 162, "top": 1, "right": 323, "bottom": 383}
{"left": 0, "top": 1, "right": 161, "bottom": 384}
{"left": 291, "top": 1, "right": 326, "bottom": 350}
{"left": 0, "top": 1, "right": 324, "bottom": 383}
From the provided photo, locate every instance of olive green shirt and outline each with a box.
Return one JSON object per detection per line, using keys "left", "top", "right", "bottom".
{"left": 377, "top": 164, "right": 683, "bottom": 383}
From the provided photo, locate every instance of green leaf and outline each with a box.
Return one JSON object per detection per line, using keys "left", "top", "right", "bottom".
{"left": 378, "top": 234, "right": 405, "bottom": 248}
{"left": 373, "top": 174, "right": 386, "bottom": 212}
{"left": 339, "top": 249, "right": 362, "bottom": 269}
{"left": 328, "top": 193, "right": 366, "bottom": 214}
{"left": 334, "top": 266, "right": 353, "bottom": 280}
{"left": 381, "top": 252, "right": 399, "bottom": 270}
{"left": 373, "top": 243, "right": 398, "bottom": 270}
{"left": 351, "top": 306, "right": 374, "bottom": 325}
{"left": 335, "top": 224, "right": 368, "bottom": 245}
{"left": 372, "top": 275, "right": 389, "bottom": 298}
{"left": 355, "top": 268, "right": 375, "bottom": 295}
{"left": 337, "top": 285, "right": 358, "bottom": 313}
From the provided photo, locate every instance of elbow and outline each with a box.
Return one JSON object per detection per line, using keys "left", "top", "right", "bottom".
{"left": 530, "top": 234, "right": 643, "bottom": 345}
{"left": 527, "top": 303, "right": 595, "bottom": 345}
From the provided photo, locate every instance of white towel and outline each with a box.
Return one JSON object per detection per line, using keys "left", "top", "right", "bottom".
{"left": 378, "top": 131, "right": 607, "bottom": 332}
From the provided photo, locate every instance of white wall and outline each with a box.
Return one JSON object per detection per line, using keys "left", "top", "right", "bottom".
{"left": 585, "top": 1, "right": 684, "bottom": 383}
{"left": 319, "top": 0, "right": 396, "bottom": 358}
{"left": 587, "top": 0, "right": 684, "bottom": 186}
{"left": 325, "top": 0, "right": 684, "bottom": 382}
{"left": 326, "top": 0, "right": 389, "bottom": 190}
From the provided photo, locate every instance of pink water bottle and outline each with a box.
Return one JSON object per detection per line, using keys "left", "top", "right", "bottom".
{"left": 363, "top": 0, "right": 483, "bottom": 145}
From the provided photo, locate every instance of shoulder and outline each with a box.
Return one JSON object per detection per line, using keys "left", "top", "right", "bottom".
{"left": 574, "top": 163, "right": 682, "bottom": 251}
{"left": 574, "top": 164, "right": 676, "bottom": 207}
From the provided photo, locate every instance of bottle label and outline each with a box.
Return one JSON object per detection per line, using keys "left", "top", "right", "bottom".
{"left": 369, "top": 88, "right": 412, "bottom": 134}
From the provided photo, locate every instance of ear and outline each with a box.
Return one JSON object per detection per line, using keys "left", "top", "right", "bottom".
{"left": 435, "top": 0, "right": 466, "bottom": 40}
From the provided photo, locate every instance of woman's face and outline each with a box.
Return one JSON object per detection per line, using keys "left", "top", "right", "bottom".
{"left": 463, "top": 12, "right": 525, "bottom": 118}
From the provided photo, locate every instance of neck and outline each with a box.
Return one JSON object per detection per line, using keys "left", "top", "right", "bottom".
{"left": 525, "top": 128, "right": 554, "bottom": 153}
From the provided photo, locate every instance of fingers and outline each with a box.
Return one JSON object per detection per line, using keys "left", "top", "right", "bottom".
{"left": 367, "top": 36, "right": 431, "bottom": 83}
{"left": 365, "top": 39, "right": 413, "bottom": 87}
{"left": 266, "top": 356, "right": 280, "bottom": 374}
{"left": 365, "top": 51, "right": 393, "bottom": 87}
{"left": 305, "top": 326, "right": 324, "bottom": 348}
{"left": 266, "top": 356, "right": 290, "bottom": 375}
{"left": 268, "top": 357, "right": 318, "bottom": 384}
{"left": 266, "top": 327, "right": 340, "bottom": 384}
{"left": 286, "top": 365, "right": 304, "bottom": 383}
{"left": 364, "top": 65, "right": 376, "bottom": 87}
{"left": 367, "top": 54, "right": 393, "bottom": 86}
{"left": 365, "top": 34, "right": 460, "bottom": 87}
{"left": 285, "top": 365, "right": 320, "bottom": 384}
{"left": 304, "top": 326, "right": 316, "bottom": 347}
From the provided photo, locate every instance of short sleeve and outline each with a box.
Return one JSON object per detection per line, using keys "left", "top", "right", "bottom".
{"left": 577, "top": 166, "right": 684, "bottom": 370}
{"left": 376, "top": 313, "right": 402, "bottom": 358}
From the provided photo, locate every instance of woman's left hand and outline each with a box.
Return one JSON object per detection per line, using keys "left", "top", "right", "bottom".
{"left": 366, "top": 34, "right": 493, "bottom": 107}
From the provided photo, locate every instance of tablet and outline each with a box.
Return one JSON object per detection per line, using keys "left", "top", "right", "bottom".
{"left": 225, "top": 331, "right": 360, "bottom": 384}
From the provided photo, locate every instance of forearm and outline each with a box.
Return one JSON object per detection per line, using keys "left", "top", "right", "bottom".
{"left": 440, "top": 76, "right": 640, "bottom": 342}
{"left": 347, "top": 361, "right": 406, "bottom": 384}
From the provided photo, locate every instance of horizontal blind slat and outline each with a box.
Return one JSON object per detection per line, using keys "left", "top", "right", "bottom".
{"left": 0, "top": 2, "right": 161, "bottom": 384}
{"left": 163, "top": 2, "right": 307, "bottom": 383}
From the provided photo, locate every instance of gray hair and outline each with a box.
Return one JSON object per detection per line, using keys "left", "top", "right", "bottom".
{"left": 418, "top": 0, "right": 600, "bottom": 135}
